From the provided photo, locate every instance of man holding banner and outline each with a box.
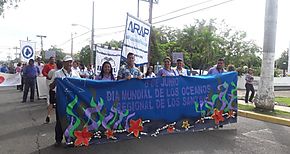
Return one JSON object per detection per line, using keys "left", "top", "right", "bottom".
{"left": 117, "top": 52, "right": 142, "bottom": 80}
{"left": 49, "top": 55, "right": 80, "bottom": 146}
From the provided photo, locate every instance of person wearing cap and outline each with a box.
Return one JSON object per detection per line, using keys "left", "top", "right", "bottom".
{"left": 49, "top": 55, "right": 80, "bottom": 147}
{"left": 117, "top": 52, "right": 142, "bottom": 80}
{"left": 174, "top": 58, "right": 188, "bottom": 76}
{"left": 42, "top": 56, "right": 56, "bottom": 104}
{"left": 22, "top": 59, "right": 40, "bottom": 103}
{"left": 157, "top": 57, "right": 177, "bottom": 76}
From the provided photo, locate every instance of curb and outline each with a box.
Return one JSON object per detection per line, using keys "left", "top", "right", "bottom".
{"left": 238, "top": 110, "right": 290, "bottom": 127}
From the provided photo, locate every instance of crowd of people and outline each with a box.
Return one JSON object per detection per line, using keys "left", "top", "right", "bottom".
{"left": 1, "top": 52, "right": 256, "bottom": 147}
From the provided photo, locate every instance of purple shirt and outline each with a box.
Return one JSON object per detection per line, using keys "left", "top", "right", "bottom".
{"left": 23, "top": 65, "right": 39, "bottom": 78}
{"left": 96, "top": 75, "right": 115, "bottom": 81}
{"left": 157, "top": 68, "right": 177, "bottom": 76}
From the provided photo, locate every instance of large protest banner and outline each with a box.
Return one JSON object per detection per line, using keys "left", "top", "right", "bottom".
{"left": 121, "top": 13, "right": 151, "bottom": 65}
{"left": 0, "top": 72, "right": 21, "bottom": 87}
{"left": 95, "top": 46, "right": 121, "bottom": 77}
{"left": 56, "top": 72, "right": 238, "bottom": 146}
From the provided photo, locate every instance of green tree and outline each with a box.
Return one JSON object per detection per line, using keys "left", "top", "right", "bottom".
{"left": 0, "top": 0, "right": 20, "bottom": 17}
{"left": 74, "top": 45, "right": 90, "bottom": 66}
{"left": 46, "top": 46, "right": 66, "bottom": 62}
{"left": 103, "top": 40, "right": 122, "bottom": 49}
{"left": 275, "top": 49, "right": 288, "bottom": 70}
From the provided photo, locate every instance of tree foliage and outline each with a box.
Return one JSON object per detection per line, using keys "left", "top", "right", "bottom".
{"left": 275, "top": 49, "right": 288, "bottom": 70}
{"left": 150, "top": 19, "right": 262, "bottom": 74}
{"left": 0, "top": 0, "right": 21, "bottom": 17}
{"left": 47, "top": 46, "right": 66, "bottom": 62}
{"left": 74, "top": 45, "right": 90, "bottom": 66}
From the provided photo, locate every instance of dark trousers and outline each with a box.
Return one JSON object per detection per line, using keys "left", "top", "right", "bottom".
{"left": 55, "top": 99, "right": 63, "bottom": 143}
{"left": 22, "top": 78, "right": 36, "bottom": 101}
{"left": 245, "top": 83, "right": 255, "bottom": 103}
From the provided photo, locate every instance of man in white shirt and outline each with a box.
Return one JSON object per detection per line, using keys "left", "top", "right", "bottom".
{"left": 49, "top": 55, "right": 80, "bottom": 147}
{"left": 175, "top": 58, "right": 188, "bottom": 76}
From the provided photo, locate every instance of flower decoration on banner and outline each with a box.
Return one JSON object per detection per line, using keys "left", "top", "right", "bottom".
{"left": 105, "top": 129, "right": 115, "bottom": 139}
{"left": 167, "top": 125, "right": 175, "bottom": 133}
{"left": 226, "top": 110, "right": 236, "bottom": 119}
{"left": 182, "top": 120, "right": 190, "bottom": 129}
{"left": 74, "top": 127, "right": 93, "bottom": 146}
{"left": 211, "top": 109, "right": 224, "bottom": 125}
{"left": 128, "top": 118, "right": 144, "bottom": 138}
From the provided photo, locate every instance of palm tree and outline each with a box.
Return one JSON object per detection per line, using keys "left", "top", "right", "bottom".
{"left": 254, "top": 0, "right": 278, "bottom": 110}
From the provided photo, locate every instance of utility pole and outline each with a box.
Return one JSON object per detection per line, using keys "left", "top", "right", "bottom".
{"left": 288, "top": 42, "right": 290, "bottom": 75}
{"left": 36, "top": 35, "right": 47, "bottom": 57}
{"left": 13, "top": 46, "right": 20, "bottom": 61}
{"left": 90, "top": 1, "right": 95, "bottom": 66}
{"left": 137, "top": 0, "right": 140, "bottom": 17}
{"left": 149, "top": 0, "right": 153, "bottom": 24}
{"left": 255, "top": 0, "right": 278, "bottom": 110}
{"left": 71, "top": 33, "right": 74, "bottom": 57}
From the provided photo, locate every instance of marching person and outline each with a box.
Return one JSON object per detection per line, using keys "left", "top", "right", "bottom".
{"left": 144, "top": 66, "right": 156, "bottom": 78}
{"left": 157, "top": 57, "right": 177, "bottom": 76}
{"left": 44, "top": 60, "right": 62, "bottom": 123}
{"left": 49, "top": 55, "right": 80, "bottom": 147}
{"left": 245, "top": 68, "right": 255, "bottom": 103}
{"left": 42, "top": 56, "right": 56, "bottom": 104}
{"left": 174, "top": 58, "right": 188, "bottom": 76}
{"left": 207, "top": 58, "right": 226, "bottom": 75}
{"left": 22, "top": 59, "right": 39, "bottom": 103}
{"left": 117, "top": 52, "right": 142, "bottom": 80}
{"left": 96, "top": 61, "right": 115, "bottom": 81}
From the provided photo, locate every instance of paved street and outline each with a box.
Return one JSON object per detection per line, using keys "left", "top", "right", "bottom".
{"left": 0, "top": 86, "right": 290, "bottom": 154}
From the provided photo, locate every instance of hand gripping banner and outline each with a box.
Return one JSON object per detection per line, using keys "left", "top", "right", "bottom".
{"left": 56, "top": 72, "right": 238, "bottom": 146}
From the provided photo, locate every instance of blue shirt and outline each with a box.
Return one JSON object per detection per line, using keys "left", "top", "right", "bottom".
{"left": 23, "top": 65, "right": 39, "bottom": 78}
{"left": 207, "top": 66, "right": 225, "bottom": 75}
{"left": 0, "top": 66, "right": 8, "bottom": 73}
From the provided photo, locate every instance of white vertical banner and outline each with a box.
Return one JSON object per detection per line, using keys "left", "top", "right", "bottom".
{"left": 121, "top": 13, "right": 151, "bottom": 65}
{"left": 20, "top": 40, "right": 36, "bottom": 62}
{"left": 95, "top": 46, "right": 121, "bottom": 77}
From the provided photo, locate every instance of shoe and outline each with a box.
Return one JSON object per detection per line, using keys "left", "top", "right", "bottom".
{"left": 30, "top": 99, "right": 34, "bottom": 102}
{"left": 45, "top": 116, "right": 50, "bottom": 123}
{"left": 21, "top": 100, "right": 26, "bottom": 103}
{"left": 54, "top": 142, "right": 62, "bottom": 147}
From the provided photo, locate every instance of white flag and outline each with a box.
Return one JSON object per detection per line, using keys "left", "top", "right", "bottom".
{"left": 20, "top": 40, "right": 36, "bottom": 62}
{"left": 121, "top": 13, "right": 151, "bottom": 65}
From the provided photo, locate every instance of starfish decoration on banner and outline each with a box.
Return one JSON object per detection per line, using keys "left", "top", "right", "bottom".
{"left": 226, "top": 110, "right": 236, "bottom": 119}
{"left": 128, "top": 118, "right": 144, "bottom": 138}
{"left": 167, "top": 125, "right": 175, "bottom": 133}
{"left": 182, "top": 120, "right": 190, "bottom": 130}
{"left": 74, "top": 127, "right": 93, "bottom": 146}
{"left": 211, "top": 109, "right": 224, "bottom": 125}
{"left": 105, "top": 129, "right": 116, "bottom": 139}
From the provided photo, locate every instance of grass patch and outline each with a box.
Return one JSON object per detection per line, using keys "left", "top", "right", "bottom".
{"left": 275, "top": 97, "right": 290, "bottom": 107}
{"left": 238, "top": 104, "right": 290, "bottom": 119}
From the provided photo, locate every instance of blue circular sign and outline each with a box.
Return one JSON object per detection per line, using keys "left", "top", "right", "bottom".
{"left": 22, "top": 45, "right": 34, "bottom": 59}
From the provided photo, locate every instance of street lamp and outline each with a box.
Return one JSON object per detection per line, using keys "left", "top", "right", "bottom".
{"left": 71, "top": 2, "right": 94, "bottom": 66}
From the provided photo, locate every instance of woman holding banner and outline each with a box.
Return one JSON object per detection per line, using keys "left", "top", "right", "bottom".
{"left": 96, "top": 61, "right": 115, "bottom": 81}
{"left": 157, "top": 57, "right": 177, "bottom": 77}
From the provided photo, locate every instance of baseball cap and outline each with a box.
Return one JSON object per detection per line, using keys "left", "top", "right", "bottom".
{"left": 176, "top": 58, "right": 183, "bottom": 62}
{"left": 63, "top": 55, "right": 73, "bottom": 62}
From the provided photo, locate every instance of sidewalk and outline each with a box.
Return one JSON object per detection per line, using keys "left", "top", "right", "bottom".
{"left": 237, "top": 90, "right": 290, "bottom": 127}
{"left": 238, "top": 100, "right": 290, "bottom": 113}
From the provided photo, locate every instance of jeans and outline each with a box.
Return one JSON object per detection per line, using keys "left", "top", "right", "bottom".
{"left": 22, "top": 78, "right": 36, "bottom": 101}
{"left": 245, "top": 83, "right": 255, "bottom": 103}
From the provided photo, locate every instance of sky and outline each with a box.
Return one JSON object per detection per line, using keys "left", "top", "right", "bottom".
{"left": 0, "top": 0, "right": 289, "bottom": 61}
